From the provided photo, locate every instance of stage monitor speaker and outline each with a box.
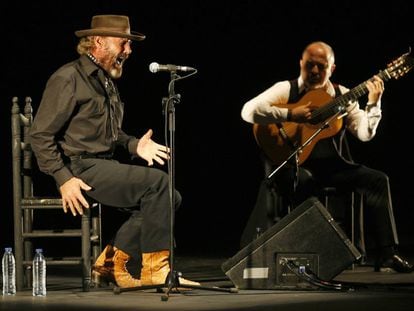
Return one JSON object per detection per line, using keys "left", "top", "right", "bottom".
{"left": 222, "top": 197, "right": 361, "bottom": 289}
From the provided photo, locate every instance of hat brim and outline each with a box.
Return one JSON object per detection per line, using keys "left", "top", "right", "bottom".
{"left": 75, "top": 29, "right": 146, "bottom": 41}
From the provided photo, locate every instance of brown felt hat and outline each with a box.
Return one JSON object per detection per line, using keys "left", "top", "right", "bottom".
{"left": 75, "top": 15, "right": 145, "bottom": 41}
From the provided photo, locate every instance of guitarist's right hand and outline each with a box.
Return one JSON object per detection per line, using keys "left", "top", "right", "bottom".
{"left": 290, "top": 102, "right": 313, "bottom": 123}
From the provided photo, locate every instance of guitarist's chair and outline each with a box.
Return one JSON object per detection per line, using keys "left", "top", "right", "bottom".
{"left": 241, "top": 140, "right": 366, "bottom": 263}
{"left": 11, "top": 96, "right": 102, "bottom": 291}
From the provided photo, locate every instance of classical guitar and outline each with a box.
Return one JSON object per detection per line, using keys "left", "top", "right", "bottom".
{"left": 253, "top": 51, "right": 414, "bottom": 167}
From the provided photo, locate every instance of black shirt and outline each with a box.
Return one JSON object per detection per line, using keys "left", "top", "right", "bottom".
{"left": 30, "top": 55, "right": 138, "bottom": 186}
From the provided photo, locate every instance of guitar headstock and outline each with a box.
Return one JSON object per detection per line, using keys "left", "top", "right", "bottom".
{"left": 386, "top": 48, "right": 414, "bottom": 80}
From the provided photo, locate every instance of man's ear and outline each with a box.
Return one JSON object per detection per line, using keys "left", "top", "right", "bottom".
{"left": 330, "top": 63, "right": 336, "bottom": 74}
{"left": 94, "top": 36, "right": 104, "bottom": 47}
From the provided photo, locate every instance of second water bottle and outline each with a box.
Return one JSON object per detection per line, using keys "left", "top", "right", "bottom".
{"left": 32, "top": 248, "right": 46, "bottom": 296}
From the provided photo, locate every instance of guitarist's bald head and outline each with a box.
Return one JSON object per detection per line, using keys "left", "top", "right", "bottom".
{"left": 303, "top": 41, "right": 335, "bottom": 65}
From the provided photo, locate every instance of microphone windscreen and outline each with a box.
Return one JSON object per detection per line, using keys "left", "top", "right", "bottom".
{"left": 149, "top": 62, "right": 159, "bottom": 73}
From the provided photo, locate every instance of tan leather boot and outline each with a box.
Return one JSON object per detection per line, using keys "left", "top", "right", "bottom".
{"left": 113, "top": 248, "right": 142, "bottom": 288}
{"left": 141, "top": 250, "right": 200, "bottom": 287}
{"left": 92, "top": 244, "right": 115, "bottom": 286}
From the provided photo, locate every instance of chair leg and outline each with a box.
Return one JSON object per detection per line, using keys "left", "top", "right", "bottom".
{"left": 81, "top": 210, "right": 92, "bottom": 292}
{"left": 91, "top": 203, "right": 102, "bottom": 261}
{"left": 23, "top": 209, "right": 34, "bottom": 289}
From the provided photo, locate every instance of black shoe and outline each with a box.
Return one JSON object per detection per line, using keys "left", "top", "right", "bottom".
{"left": 375, "top": 254, "right": 413, "bottom": 273}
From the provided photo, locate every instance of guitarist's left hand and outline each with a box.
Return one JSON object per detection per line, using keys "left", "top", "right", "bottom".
{"left": 366, "top": 75, "right": 384, "bottom": 103}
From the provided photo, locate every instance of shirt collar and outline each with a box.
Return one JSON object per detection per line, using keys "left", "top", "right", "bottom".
{"left": 298, "top": 76, "right": 335, "bottom": 97}
{"left": 79, "top": 54, "right": 107, "bottom": 93}
{"left": 80, "top": 54, "right": 102, "bottom": 77}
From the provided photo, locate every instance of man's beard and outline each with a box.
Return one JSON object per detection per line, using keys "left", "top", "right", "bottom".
{"left": 109, "top": 67, "right": 123, "bottom": 79}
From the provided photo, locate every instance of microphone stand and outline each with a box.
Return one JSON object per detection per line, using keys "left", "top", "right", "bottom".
{"left": 163, "top": 70, "right": 180, "bottom": 299}
{"left": 114, "top": 69, "right": 237, "bottom": 300}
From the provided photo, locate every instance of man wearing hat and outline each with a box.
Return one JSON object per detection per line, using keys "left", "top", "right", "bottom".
{"left": 30, "top": 15, "right": 199, "bottom": 288}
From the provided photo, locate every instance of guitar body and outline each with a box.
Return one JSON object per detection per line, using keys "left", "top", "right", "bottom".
{"left": 253, "top": 89, "right": 343, "bottom": 166}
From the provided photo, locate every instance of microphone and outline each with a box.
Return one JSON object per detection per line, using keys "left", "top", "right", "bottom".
{"left": 149, "top": 62, "right": 196, "bottom": 73}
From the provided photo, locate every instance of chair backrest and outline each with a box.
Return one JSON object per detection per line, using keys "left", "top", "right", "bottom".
{"left": 11, "top": 97, "right": 33, "bottom": 205}
{"left": 11, "top": 97, "right": 36, "bottom": 289}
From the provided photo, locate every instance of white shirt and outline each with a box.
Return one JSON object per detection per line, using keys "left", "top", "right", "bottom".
{"left": 241, "top": 77, "right": 382, "bottom": 142}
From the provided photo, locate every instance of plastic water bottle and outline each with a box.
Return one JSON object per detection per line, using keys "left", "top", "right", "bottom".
{"left": 32, "top": 248, "right": 46, "bottom": 296}
{"left": 2, "top": 247, "right": 16, "bottom": 295}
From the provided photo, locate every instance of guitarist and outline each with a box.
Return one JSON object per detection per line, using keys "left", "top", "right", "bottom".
{"left": 241, "top": 41, "right": 412, "bottom": 273}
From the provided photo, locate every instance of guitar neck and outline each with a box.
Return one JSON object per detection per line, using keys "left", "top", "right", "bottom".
{"left": 341, "top": 69, "right": 391, "bottom": 103}
{"left": 310, "top": 69, "right": 391, "bottom": 124}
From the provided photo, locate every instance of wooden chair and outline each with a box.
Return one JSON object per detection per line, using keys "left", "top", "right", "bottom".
{"left": 11, "top": 96, "right": 102, "bottom": 291}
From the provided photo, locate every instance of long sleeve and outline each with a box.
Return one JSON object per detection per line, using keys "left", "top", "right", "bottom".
{"left": 241, "top": 80, "right": 291, "bottom": 124}
{"left": 30, "top": 74, "right": 78, "bottom": 186}
{"left": 241, "top": 80, "right": 382, "bottom": 142}
{"left": 339, "top": 85, "right": 382, "bottom": 141}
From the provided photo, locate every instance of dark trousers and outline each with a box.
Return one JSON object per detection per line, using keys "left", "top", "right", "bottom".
{"left": 273, "top": 160, "right": 399, "bottom": 249}
{"left": 69, "top": 158, "right": 181, "bottom": 256}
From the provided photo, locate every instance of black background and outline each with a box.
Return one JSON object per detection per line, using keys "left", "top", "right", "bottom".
{"left": 1, "top": 0, "right": 413, "bottom": 257}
